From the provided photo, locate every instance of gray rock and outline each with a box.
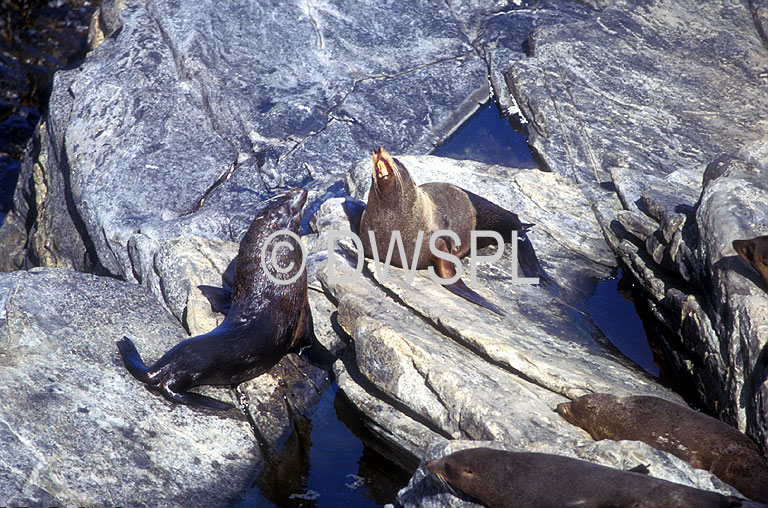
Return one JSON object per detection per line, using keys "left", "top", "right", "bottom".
{"left": 0, "top": 0, "right": 499, "bottom": 317}
{"left": 505, "top": 0, "right": 768, "bottom": 454}
{"left": 0, "top": 267, "right": 339, "bottom": 506}
{"left": 310, "top": 153, "right": 737, "bottom": 503}
{"left": 0, "top": 268, "right": 255, "bottom": 507}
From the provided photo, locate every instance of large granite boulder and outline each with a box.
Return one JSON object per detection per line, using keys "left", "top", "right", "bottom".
{"left": 2, "top": 0, "right": 767, "bottom": 506}
{"left": 503, "top": 0, "right": 768, "bottom": 455}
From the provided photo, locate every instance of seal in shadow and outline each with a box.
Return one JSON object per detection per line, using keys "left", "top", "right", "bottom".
{"left": 348, "top": 147, "right": 548, "bottom": 315}
{"left": 733, "top": 236, "right": 768, "bottom": 289}
{"left": 556, "top": 393, "right": 768, "bottom": 502}
{"left": 117, "top": 188, "right": 313, "bottom": 411}
{"left": 426, "top": 447, "right": 752, "bottom": 508}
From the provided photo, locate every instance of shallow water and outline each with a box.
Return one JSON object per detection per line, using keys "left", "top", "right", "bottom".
{"left": 431, "top": 102, "right": 539, "bottom": 168}
{"left": 588, "top": 269, "right": 660, "bottom": 377}
{"left": 234, "top": 383, "right": 411, "bottom": 508}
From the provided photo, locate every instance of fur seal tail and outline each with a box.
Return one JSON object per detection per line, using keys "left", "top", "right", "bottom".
{"left": 117, "top": 337, "right": 153, "bottom": 384}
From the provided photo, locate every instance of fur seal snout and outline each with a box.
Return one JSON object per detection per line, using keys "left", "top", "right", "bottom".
{"left": 426, "top": 447, "right": 750, "bottom": 508}
{"left": 357, "top": 147, "right": 548, "bottom": 314}
{"left": 556, "top": 393, "right": 768, "bottom": 502}
{"left": 117, "top": 188, "right": 313, "bottom": 411}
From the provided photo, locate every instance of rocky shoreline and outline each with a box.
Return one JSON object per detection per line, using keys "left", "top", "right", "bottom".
{"left": 0, "top": 0, "right": 766, "bottom": 506}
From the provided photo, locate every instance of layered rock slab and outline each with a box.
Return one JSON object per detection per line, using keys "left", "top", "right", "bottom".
{"left": 312, "top": 155, "right": 738, "bottom": 503}
{"left": 505, "top": 0, "right": 768, "bottom": 453}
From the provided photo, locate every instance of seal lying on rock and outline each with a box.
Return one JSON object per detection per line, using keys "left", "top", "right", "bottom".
{"left": 733, "top": 236, "right": 768, "bottom": 289}
{"left": 351, "top": 147, "right": 547, "bottom": 315}
{"left": 426, "top": 447, "right": 755, "bottom": 508}
{"left": 556, "top": 393, "right": 768, "bottom": 502}
{"left": 117, "top": 188, "right": 313, "bottom": 411}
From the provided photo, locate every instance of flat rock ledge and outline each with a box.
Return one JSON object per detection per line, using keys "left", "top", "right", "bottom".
{"left": 312, "top": 155, "right": 742, "bottom": 505}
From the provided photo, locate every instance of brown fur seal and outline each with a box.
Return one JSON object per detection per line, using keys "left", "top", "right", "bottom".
{"left": 556, "top": 393, "right": 768, "bottom": 502}
{"left": 733, "top": 236, "right": 768, "bottom": 289}
{"left": 117, "top": 188, "right": 313, "bottom": 411}
{"left": 426, "top": 447, "right": 749, "bottom": 508}
{"left": 353, "top": 147, "right": 547, "bottom": 314}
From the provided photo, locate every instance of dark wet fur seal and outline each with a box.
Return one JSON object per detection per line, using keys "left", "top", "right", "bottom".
{"left": 426, "top": 447, "right": 752, "bottom": 508}
{"left": 733, "top": 236, "right": 768, "bottom": 289}
{"left": 353, "top": 147, "right": 548, "bottom": 315}
{"left": 556, "top": 393, "right": 768, "bottom": 502}
{"left": 117, "top": 188, "right": 313, "bottom": 411}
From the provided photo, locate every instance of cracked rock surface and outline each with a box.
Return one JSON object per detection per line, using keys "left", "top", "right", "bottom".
{"left": 0, "top": 268, "right": 259, "bottom": 506}
{"left": 503, "top": 0, "right": 768, "bottom": 459}
{"left": 1, "top": 0, "right": 768, "bottom": 506}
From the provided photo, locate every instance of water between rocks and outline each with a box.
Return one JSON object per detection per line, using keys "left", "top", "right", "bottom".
{"left": 0, "top": 8, "right": 670, "bottom": 504}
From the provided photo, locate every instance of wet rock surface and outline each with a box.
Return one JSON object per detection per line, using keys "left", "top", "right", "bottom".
{"left": 1, "top": 0, "right": 767, "bottom": 506}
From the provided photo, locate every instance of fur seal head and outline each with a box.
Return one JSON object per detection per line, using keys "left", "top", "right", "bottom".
{"left": 733, "top": 236, "right": 768, "bottom": 288}
{"left": 369, "top": 146, "right": 417, "bottom": 203}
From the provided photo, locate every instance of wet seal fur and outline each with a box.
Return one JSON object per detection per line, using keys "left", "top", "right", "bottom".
{"left": 556, "top": 393, "right": 768, "bottom": 502}
{"left": 426, "top": 447, "right": 754, "bottom": 508}
{"left": 353, "top": 147, "right": 547, "bottom": 314}
{"left": 117, "top": 188, "right": 313, "bottom": 411}
{"left": 733, "top": 236, "right": 768, "bottom": 289}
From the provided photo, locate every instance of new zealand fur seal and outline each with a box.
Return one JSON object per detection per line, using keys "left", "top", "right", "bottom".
{"left": 117, "top": 188, "right": 314, "bottom": 411}
{"left": 733, "top": 236, "right": 768, "bottom": 289}
{"left": 352, "top": 147, "right": 547, "bottom": 315}
{"left": 556, "top": 393, "right": 768, "bottom": 502}
{"left": 426, "top": 447, "right": 753, "bottom": 508}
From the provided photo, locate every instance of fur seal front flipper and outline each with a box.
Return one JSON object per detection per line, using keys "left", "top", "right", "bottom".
{"left": 117, "top": 188, "right": 312, "bottom": 411}
{"left": 198, "top": 285, "right": 233, "bottom": 315}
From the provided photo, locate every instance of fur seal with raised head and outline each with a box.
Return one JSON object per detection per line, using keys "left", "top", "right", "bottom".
{"left": 426, "top": 447, "right": 754, "bottom": 508}
{"left": 556, "top": 393, "right": 768, "bottom": 502}
{"left": 733, "top": 236, "right": 768, "bottom": 289}
{"left": 352, "top": 147, "right": 547, "bottom": 315}
{"left": 117, "top": 188, "right": 313, "bottom": 411}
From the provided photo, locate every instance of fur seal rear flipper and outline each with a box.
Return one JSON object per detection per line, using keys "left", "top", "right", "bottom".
{"left": 117, "top": 188, "right": 313, "bottom": 411}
